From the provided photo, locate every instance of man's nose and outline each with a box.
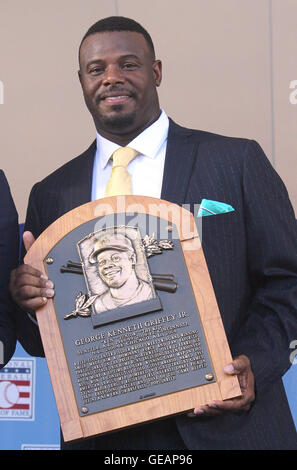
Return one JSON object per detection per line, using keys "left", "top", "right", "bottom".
{"left": 104, "top": 259, "right": 116, "bottom": 268}
{"left": 102, "top": 65, "right": 124, "bottom": 86}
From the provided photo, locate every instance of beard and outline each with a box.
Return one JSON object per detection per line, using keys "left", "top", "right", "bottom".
{"left": 97, "top": 105, "right": 137, "bottom": 131}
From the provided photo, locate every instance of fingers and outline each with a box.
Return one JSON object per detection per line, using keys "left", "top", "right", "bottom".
{"left": 203, "top": 396, "right": 253, "bottom": 414}
{"left": 187, "top": 405, "right": 223, "bottom": 418}
{"left": 224, "top": 355, "right": 255, "bottom": 401}
{"left": 189, "top": 355, "right": 255, "bottom": 418}
{"left": 189, "top": 395, "right": 253, "bottom": 418}
{"left": 224, "top": 355, "right": 251, "bottom": 375}
{"left": 10, "top": 264, "right": 54, "bottom": 311}
{"left": 23, "top": 231, "right": 36, "bottom": 252}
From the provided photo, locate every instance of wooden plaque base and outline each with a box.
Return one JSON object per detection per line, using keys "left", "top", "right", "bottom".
{"left": 25, "top": 196, "right": 241, "bottom": 442}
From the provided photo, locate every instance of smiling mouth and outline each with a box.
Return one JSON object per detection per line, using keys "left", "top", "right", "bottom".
{"left": 103, "top": 268, "right": 121, "bottom": 277}
{"left": 99, "top": 88, "right": 134, "bottom": 103}
{"left": 103, "top": 95, "right": 131, "bottom": 104}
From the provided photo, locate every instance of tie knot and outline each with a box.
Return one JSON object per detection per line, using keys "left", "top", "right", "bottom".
{"left": 112, "top": 147, "right": 139, "bottom": 168}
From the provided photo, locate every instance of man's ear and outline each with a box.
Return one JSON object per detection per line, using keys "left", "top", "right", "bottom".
{"left": 153, "top": 60, "right": 162, "bottom": 87}
{"left": 78, "top": 70, "right": 82, "bottom": 86}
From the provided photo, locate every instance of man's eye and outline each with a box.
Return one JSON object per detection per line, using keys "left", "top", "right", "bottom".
{"left": 89, "top": 67, "right": 104, "bottom": 75}
{"left": 111, "top": 255, "right": 120, "bottom": 262}
{"left": 122, "top": 63, "right": 137, "bottom": 70}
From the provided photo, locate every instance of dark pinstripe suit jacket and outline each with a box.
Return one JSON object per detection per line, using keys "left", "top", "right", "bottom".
{"left": 17, "top": 120, "right": 297, "bottom": 449}
{"left": 0, "top": 170, "right": 18, "bottom": 367}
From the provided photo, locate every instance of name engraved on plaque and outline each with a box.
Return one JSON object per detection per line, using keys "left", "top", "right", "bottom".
{"left": 73, "top": 312, "right": 207, "bottom": 406}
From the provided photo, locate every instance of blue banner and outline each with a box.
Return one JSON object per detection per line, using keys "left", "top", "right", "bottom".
{"left": 0, "top": 341, "right": 60, "bottom": 450}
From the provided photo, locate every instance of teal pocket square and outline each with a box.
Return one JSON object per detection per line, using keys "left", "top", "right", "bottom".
{"left": 197, "top": 199, "right": 235, "bottom": 217}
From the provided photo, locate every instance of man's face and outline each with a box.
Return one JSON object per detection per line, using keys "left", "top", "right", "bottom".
{"left": 78, "top": 31, "right": 162, "bottom": 142}
{"left": 97, "top": 249, "right": 135, "bottom": 288}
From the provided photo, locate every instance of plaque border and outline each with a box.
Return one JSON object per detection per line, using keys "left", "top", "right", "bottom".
{"left": 24, "top": 196, "right": 241, "bottom": 442}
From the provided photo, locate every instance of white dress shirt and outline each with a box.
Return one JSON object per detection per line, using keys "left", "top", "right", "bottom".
{"left": 91, "top": 110, "right": 169, "bottom": 201}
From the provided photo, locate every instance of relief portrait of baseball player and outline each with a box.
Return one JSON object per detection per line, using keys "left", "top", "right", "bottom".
{"left": 88, "top": 233, "right": 154, "bottom": 313}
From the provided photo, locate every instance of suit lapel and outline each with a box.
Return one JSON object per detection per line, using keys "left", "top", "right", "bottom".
{"left": 60, "top": 140, "right": 96, "bottom": 215}
{"left": 161, "top": 119, "right": 201, "bottom": 205}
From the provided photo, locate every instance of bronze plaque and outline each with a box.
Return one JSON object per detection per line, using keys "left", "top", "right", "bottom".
{"left": 25, "top": 196, "right": 241, "bottom": 442}
{"left": 45, "top": 214, "right": 214, "bottom": 417}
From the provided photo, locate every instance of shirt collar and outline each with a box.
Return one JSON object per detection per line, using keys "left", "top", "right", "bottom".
{"left": 96, "top": 110, "right": 169, "bottom": 170}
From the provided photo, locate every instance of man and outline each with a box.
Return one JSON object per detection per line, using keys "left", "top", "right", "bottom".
{"left": 0, "top": 170, "right": 18, "bottom": 367}
{"left": 10, "top": 17, "right": 297, "bottom": 449}
{"left": 89, "top": 233, "right": 154, "bottom": 312}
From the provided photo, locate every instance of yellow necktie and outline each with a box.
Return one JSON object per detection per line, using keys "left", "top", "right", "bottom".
{"left": 105, "top": 147, "right": 139, "bottom": 197}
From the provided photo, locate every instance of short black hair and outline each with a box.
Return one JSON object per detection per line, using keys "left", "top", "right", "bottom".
{"left": 79, "top": 16, "right": 155, "bottom": 62}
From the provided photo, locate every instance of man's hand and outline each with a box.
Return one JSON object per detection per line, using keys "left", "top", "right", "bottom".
{"left": 9, "top": 231, "right": 55, "bottom": 312}
{"left": 188, "top": 355, "right": 255, "bottom": 417}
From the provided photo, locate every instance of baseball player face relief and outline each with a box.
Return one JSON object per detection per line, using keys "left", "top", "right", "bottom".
{"left": 97, "top": 249, "right": 135, "bottom": 289}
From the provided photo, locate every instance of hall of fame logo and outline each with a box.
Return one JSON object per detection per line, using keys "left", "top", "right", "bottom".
{"left": 0, "top": 358, "right": 35, "bottom": 421}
